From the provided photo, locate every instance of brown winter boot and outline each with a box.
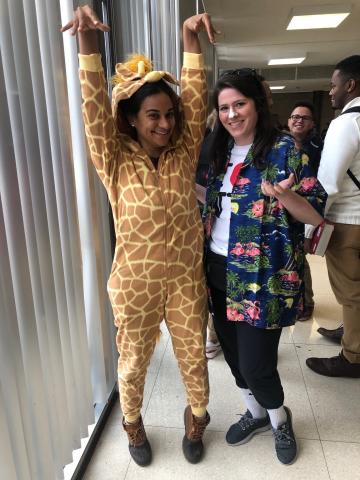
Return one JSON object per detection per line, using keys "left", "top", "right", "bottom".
{"left": 122, "top": 416, "right": 152, "bottom": 466}
{"left": 182, "top": 405, "right": 210, "bottom": 464}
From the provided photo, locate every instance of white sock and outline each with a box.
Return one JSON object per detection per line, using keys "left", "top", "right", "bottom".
{"left": 267, "top": 406, "right": 287, "bottom": 429}
{"left": 240, "top": 389, "right": 267, "bottom": 419}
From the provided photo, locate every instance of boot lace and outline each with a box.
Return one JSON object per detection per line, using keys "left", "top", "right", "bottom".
{"left": 124, "top": 419, "right": 146, "bottom": 446}
{"left": 189, "top": 414, "right": 209, "bottom": 441}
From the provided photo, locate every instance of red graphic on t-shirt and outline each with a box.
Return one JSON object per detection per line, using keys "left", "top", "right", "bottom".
{"left": 230, "top": 163, "right": 243, "bottom": 185}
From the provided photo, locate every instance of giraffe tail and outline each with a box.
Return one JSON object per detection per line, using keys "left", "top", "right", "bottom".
{"left": 156, "top": 328, "right": 162, "bottom": 344}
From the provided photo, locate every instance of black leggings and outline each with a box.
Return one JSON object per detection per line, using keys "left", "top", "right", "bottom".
{"left": 209, "top": 282, "right": 284, "bottom": 410}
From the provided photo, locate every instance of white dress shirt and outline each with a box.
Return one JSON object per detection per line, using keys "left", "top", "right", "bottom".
{"left": 305, "top": 97, "right": 360, "bottom": 237}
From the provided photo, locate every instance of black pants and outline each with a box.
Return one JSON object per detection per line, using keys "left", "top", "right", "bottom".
{"left": 207, "top": 252, "right": 284, "bottom": 409}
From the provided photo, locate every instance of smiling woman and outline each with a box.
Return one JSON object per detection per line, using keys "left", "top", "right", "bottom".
{"left": 218, "top": 88, "right": 258, "bottom": 145}
{"left": 61, "top": 4, "right": 217, "bottom": 468}
{"left": 202, "top": 67, "right": 327, "bottom": 465}
{"left": 118, "top": 80, "right": 179, "bottom": 162}
{"left": 125, "top": 95, "right": 175, "bottom": 160}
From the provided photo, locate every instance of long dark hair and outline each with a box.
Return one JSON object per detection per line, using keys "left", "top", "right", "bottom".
{"left": 208, "top": 69, "right": 279, "bottom": 176}
{"left": 117, "top": 80, "right": 183, "bottom": 139}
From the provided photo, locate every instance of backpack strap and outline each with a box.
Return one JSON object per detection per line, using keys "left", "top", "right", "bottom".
{"left": 340, "top": 107, "right": 360, "bottom": 190}
{"left": 347, "top": 168, "right": 360, "bottom": 190}
{"left": 341, "top": 106, "right": 360, "bottom": 115}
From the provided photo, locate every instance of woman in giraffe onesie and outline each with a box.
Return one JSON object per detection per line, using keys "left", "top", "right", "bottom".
{"left": 61, "top": 5, "right": 217, "bottom": 467}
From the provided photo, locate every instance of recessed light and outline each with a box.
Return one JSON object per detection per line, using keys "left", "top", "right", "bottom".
{"left": 287, "top": 5, "right": 351, "bottom": 30}
{"left": 270, "top": 86, "right": 285, "bottom": 90}
{"left": 268, "top": 57, "right": 305, "bottom": 65}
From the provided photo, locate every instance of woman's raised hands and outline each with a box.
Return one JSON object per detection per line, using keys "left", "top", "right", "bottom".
{"left": 182, "top": 13, "right": 219, "bottom": 54}
{"left": 183, "top": 13, "right": 218, "bottom": 45}
{"left": 60, "top": 4, "right": 110, "bottom": 36}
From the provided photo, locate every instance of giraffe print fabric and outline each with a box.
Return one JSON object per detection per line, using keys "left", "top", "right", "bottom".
{"left": 79, "top": 52, "right": 209, "bottom": 418}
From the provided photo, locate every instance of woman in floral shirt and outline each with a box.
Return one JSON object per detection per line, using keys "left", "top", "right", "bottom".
{"left": 203, "top": 69, "right": 327, "bottom": 464}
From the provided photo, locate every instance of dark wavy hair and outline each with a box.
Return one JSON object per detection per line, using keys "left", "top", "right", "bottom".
{"left": 117, "top": 80, "right": 182, "bottom": 139}
{"left": 208, "top": 69, "right": 279, "bottom": 175}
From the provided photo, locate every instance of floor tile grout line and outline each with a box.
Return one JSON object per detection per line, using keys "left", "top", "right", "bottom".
{"left": 122, "top": 458, "right": 132, "bottom": 480}
{"left": 320, "top": 440, "right": 334, "bottom": 480}
{"left": 136, "top": 423, "right": 328, "bottom": 441}
{"left": 290, "top": 341, "right": 343, "bottom": 348}
{"left": 143, "top": 330, "right": 171, "bottom": 422}
{"left": 123, "top": 330, "right": 171, "bottom": 479}
{"left": 293, "top": 340, "right": 332, "bottom": 479}
{"left": 293, "top": 341, "right": 320, "bottom": 437}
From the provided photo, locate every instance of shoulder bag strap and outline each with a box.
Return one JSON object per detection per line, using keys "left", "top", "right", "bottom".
{"left": 340, "top": 107, "right": 360, "bottom": 190}
{"left": 346, "top": 168, "right": 360, "bottom": 190}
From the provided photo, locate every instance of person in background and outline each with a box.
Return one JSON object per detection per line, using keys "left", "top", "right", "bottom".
{"left": 305, "top": 55, "right": 360, "bottom": 377}
{"left": 62, "top": 5, "right": 217, "bottom": 466}
{"left": 203, "top": 68, "right": 327, "bottom": 465}
{"left": 258, "top": 74, "right": 274, "bottom": 109}
{"left": 288, "top": 101, "right": 322, "bottom": 173}
{"left": 196, "top": 109, "right": 217, "bottom": 208}
{"left": 196, "top": 109, "right": 223, "bottom": 359}
{"left": 320, "top": 121, "right": 330, "bottom": 141}
{"left": 288, "top": 101, "right": 323, "bottom": 321}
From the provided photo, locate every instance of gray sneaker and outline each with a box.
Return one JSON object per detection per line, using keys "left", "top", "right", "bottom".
{"left": 226, "top": 410, "right": 271, "bottom": 446}
{"left": 273, "top": 406, "right": 297, "bottom": 465}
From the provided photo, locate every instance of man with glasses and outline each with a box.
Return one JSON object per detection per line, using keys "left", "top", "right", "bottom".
{"left": 305, "top": 55, "right": 360, "bottom": 377}
{"left": 288, "top": 102, "right": 322, "bottom": 177}
{"left": 288, "top": 102, "right": 323, "bottom": 321}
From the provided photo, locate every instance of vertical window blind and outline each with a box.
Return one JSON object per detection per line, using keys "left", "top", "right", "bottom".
{"left": 113, "top": 0, "right": 181, "bottom": 82}
{"left": 0, "top": 0, "right": 117, "bottom": 478}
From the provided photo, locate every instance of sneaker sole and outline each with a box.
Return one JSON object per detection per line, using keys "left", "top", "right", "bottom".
{"left": 226, "top": 423, "right": 271, "bottom": 446}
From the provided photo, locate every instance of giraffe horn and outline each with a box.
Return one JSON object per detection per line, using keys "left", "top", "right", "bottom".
{"left": 137, "top": 61, "right": 145, "bottom": 76}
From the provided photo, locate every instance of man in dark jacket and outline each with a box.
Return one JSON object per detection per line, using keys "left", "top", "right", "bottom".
{"left": 288, "top": 101, "right": 323, "bottom": 321}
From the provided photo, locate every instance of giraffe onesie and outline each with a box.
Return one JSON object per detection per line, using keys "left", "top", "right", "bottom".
{"left": 79, "top": 52, "right": 209, "bottom": 418}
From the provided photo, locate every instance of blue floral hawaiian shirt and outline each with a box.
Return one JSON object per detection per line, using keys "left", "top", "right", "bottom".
{"left": 204, "top": 134, "right": 327, "bottom": 329}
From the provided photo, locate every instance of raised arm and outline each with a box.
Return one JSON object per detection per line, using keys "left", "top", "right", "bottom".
{"left": 181, "top": 14, "right": 218, "bottom": 167}
{"left": 61, "top": 6, "right": 119, "bottom": 190}
{"left": 182, "top": 13, "right": 217, "bottom": 53}
{"left": 60, "top": 4, "right": 110, "bottom": 54}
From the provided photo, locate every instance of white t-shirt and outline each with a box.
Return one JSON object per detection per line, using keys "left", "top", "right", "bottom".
{"left": 210, "top": 143, "right": 251, "bottom": 256}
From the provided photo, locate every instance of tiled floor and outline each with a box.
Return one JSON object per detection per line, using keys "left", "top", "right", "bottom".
{"left": 83, "top": 256, "right": 360, "bottom": 480}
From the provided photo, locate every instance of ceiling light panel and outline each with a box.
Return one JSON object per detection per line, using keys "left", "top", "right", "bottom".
{"left": 268, "top": 57, "right": 305, "bottom": 65}
{"left": 287, "top": 5, "right": 351, "bottom": 30}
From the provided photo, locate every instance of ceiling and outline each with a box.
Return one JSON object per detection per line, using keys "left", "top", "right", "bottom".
{"left": 203, "top": 0, "right": 360, "bottom": 93}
